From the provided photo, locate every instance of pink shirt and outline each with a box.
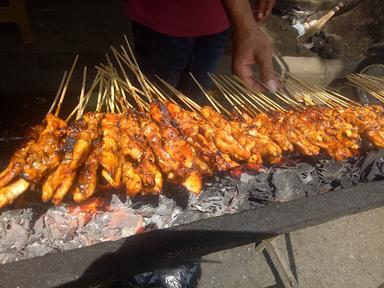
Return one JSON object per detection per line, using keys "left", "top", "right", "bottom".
{"left": 124, "top": 0, "right": 230, "bottom": 37}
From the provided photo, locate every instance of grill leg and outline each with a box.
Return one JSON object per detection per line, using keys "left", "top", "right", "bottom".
{"left": 255, "top": 235, "right": 300, "bottom": 288}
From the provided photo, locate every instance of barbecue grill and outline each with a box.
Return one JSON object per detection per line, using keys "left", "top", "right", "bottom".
{"left": 1, "top": 135, "right": 384, "bottom": 288}
{"left": 2, "top": 38, "right": 384, "bottom": 288}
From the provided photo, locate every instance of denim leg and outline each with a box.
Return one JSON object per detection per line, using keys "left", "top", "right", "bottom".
{"left": 131, "top": 21, "right": 195, "bottom": 88}
{"left": 177, "top": 29, "right": 230, "bottom": 103}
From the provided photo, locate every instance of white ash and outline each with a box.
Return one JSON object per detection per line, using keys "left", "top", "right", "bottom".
{"left": 0, "top": 197, "right": 144, "bottom": 264}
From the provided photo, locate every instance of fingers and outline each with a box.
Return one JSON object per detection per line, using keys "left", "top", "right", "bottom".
{"left": 256, "top": 0, "right": 276, "bottom": 23}
{"left": 264, "top": 0, "right": 275, "bottom": 22}
{"left": 232, "top": 58, "right": 258, "bottom": 90}
{"left": 260, "top": 60, "right": 279, "bottom": 92}
{"left": 233, "top": 62, "right": 264, "bottom": 91}
{"left": 256, "top": 0, "right": 267, "bottom": 22}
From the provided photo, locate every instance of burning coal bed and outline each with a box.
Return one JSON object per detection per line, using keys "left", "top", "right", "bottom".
{"left": 1, "top": 150, "right": 384, "bottom": 265}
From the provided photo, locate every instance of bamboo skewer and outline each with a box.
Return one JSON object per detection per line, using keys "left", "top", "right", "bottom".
{"left": 230, "top": 75, "right": 285, "bottom": 111}
{"left": 347, "top": 74, "right": 384, "bottom": 103}
{"left": 287, "top": 73, "right": 355, "bottom": 107}
{"left": 110, "top": 46, "right": 144, "bottom": 111}
{"left": 76, "top": 66, "right": 87, "bottom": 120}
{"left": 155, "top": 76, "right": 200, "bottom": 111}
{"left": 47, "top": 70, "right": 67, "bottom": 115}
{"left": 96, "top": 63, "right": 149, "bottom": 110}
{"left": 286, "top": 74, "right": 332, "bottom": 107}
{"left": 220, "top": 75, "right": 268, "bottom": 113}
{"left": 96, "top": 77, "right": 104, "bottom": 112}
{"left": 55, "top": 55, "right": 79, "bottom": 117}
{"left": 120, "top": 43, "right": 152, "bottom": 101}
{"left": 190, "top": 73, "right": 221, "bottom": 114}
{"left": 231, "top": 75, "right": 284, "bottom": 112}
{"left": 65, "top": 73, "right": 101, "bottom": 122}
{"left": 209, "top": 74, "right": 243, "bottom": 115}
{"left": 210, "top": 74, "right": 256, "bottom": 116}
{"left": 251, "top": 78, "right": 299, "bottom": 110}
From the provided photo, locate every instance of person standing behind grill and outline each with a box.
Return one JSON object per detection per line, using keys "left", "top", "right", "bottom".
{"left": 124, "top": 0, "right": 278, "bottom": 103}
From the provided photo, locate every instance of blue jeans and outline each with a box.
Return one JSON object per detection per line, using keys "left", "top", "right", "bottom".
{"left": 131, "top": 21, "right": 230, "bottom": 104}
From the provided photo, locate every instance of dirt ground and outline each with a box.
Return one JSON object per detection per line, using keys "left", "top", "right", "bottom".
{"left": 265, "top": 0, "right": 384, "bottom": 61}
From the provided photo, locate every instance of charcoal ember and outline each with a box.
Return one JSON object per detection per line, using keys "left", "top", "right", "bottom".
{"left": 319, "top": 183, "right": 334, "bottom": 194}
{"left": 340, "top": 175, "right": 357, "bottom": 189}
{"left": 224, "top": 186, "right": 245, "bottom": 214}
{"left": 110, "top": 193, "right": 131, "bottom": 208}
{"left": 378, "top": 158, "right": 384, "bottom": 177}
{"left": 0, "top": 251, "right": 20, "bottom": 264}
{"left": 141, "top": 195, "right": 180, "bottom": 228}
{"left": 358, "top": 152, "right": 384, "bottom": 182}
{"left": 296, "top": 163, "right": 315, "bottom": 174}
{"left": 0, "top": 223, "right": 29, "bottom": 251}
{"left": 173, "top": 210, "right": 207, "bottom": 226}
{"left": 241, "top": 172, "right": 269, "bottom": 187}
{"left": 318, "top": 160, "right": 348, "bottom": 179}
{"left": 0, "top": 208, "right": 33, "bottom": 236}
{"left": 31, "top": 214, "right": 45, "bottom": 240}
{"left": 102, "top": 209, "right": 144, "bottom": 240}
{"left": 302, "top": 175, "right": 323, "bottom": 196}
{"left": 77, "top": 220, "right": 110, "bottom": 246}
{"left": 22, "top": 242, "right": 55, "bottom": 259}
{"left": 240, "top": 172, "right": 272, "bottom": 200}
{"left": 155, "top": 195, "right": 178, "bottom": 217}
{"left": 43, "top": 208, "right": 86, "bottom": 244}
{"left": 272, "top": 169, "right": 305, "bottom": 202}
{"left": 190, "top": 196, "right": 224, "bottom": 216}
{"left": 185, "top": 176, "right": 243, "bottom": 217}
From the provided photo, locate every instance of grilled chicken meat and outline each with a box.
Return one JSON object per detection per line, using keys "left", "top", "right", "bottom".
{"left": 1, "top": 102, "right": 384, "bottom": 209}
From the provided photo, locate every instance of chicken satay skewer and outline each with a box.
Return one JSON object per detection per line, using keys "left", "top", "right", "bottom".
{"left": 0, "top": 179, "right": 30, "bottom": 208}
{"left": 149, "top": 102, "right": 203, "bottom": 193}
{"left": 222, "top": 75, "right": 272, "bottom": 112}
{"left": 209, "top": 73, "right": 256, "bottom": 116}
{"left": 156, "top": 76, "right": 200, "bottom": 111}
{"left": 286, "top": 74, "right": 335, "bottom": 108}
{"left": 214, "top": 73, "right": 259, "bottom": 115}
{"left": 347, "top": 75, "right": 384, "bottom": 103}
{"left": 111, "top": 47, "right": 144, "bottom": 111}
{"left": 189, "top": 73, "right": 221, "bottom": 114}
{"left": 0, "top": 64, "right": 75, "bottom": 207}
{"left": 251, "top": 77, "right": 301, "bottom": 110}
{"left": 291, "top": 72, "right": 358, "bottom": 106}
{"left": 119, "top": 44, "right": 152, "bottom": 101}
{"left": 44, "top": 112, "right": 103, "bottom": 204}
{"left": 219, "top": 75, "right": 264, "bottom": 115}
{"left": 65, "top": 72, "right": 101, "bottom": 122}
{"left": 231, "top": 75, "right": 285, "bottom": 112}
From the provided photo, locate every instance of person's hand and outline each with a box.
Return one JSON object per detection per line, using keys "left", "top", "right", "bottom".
{"left": 232, "top": 21, "right": 278, "bottom": 92}
{"left": 254, "top": 0, "right": 276, "bottom": 23}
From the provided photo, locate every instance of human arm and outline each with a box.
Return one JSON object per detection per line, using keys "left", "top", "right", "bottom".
{"left": 222, "top": 0, "right": 278, "bottom": 91}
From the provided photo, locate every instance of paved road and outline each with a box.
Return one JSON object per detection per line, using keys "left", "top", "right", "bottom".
{"left": 198, "top": 207, "right": 384, "bottom": 288}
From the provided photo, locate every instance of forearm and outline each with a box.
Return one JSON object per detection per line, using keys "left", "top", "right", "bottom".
{"left": 222, "top": 0, "right": 258, "bottom": 32}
